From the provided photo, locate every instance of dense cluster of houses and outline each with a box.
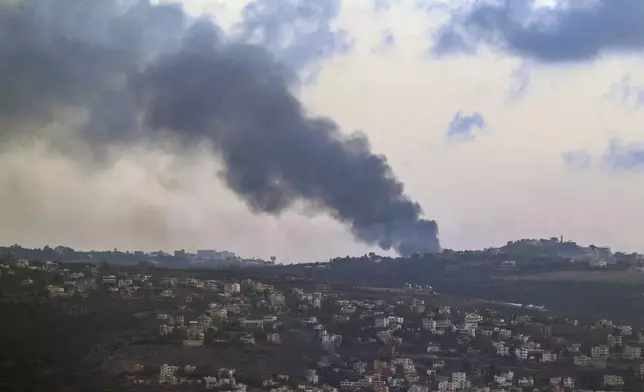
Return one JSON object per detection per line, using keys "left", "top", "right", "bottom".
{"left": 3, "top": 256, "right": 644, "bottom": 391}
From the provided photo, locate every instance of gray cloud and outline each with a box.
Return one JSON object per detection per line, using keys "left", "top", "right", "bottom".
{"left": 0, "top": 0, "right": 439, "bottom": 256}
{"left": 605, "top": 73, "right": 644, "bottom": 108}
{"left": 373, "top": 0, "right": 395, "bottom": 12}
{"left": 373, "top": 29, "right": 396, "bottom": 53}
{"left": 235, "top": 0, "right": 353, "bottom": 83}
{"left": 507, "top": 65, "right": 531, "bottom": 101}
{"left": 446, "top": 111, "right": 487, "bottom": 141}
{"left": 602, "top": 139, "right": 644, "bottom": 172}
{"left": 433, "top": 0, "right": 644, "bottom": 62}
{"left": 562, "top": 149, "right": 592, "bottom": 170}
{"left": 562, "top": 139, "right": 644, "bottom": 173}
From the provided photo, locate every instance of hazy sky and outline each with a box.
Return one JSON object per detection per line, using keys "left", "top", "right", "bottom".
{"left": 3, "top": 0, "right": 644, "bottom": 262}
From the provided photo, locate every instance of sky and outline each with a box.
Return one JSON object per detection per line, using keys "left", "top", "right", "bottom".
{"left": 3, "top": 0, "right": 644, "bottom": 262}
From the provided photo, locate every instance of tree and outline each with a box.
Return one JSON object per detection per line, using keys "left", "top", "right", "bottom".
{"left": 99, "top": 260, "right": 110, "bottom": 272}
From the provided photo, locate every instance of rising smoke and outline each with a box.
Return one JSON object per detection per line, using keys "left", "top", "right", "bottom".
{"left": 0, "top": 0, "right": 439, "bottom": 256}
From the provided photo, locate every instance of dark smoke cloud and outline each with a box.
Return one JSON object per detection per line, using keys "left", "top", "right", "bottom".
{"left": 0, "top": 0, "right": 439, "bottom": 256}
{"left": 432, "top": 0, "right": 644, "bottom": 62}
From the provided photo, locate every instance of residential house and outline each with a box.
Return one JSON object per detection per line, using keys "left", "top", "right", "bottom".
{"left": 159, "top": 364, "right": 179, "bottom": 384}
{"left": 240, "top": 334, "right": 255, "bottom": 344}
{"left": 608, "top": 334, "right": 623, "bottom": 347}
{"left": 573, "top": 355, "right": 591, "bottom": 366}
{"left": 422, "top": 318, "right": 436, "bottom": 331}
{"left": 604, "top": 375, "right": 624, "bottom": 387}
{"left": 426, "top": 345, "right": 440, "bottom": 353}
{"left": 375, "top": 317, "right": 389, "bottom": 328}
{"left": 267, "top": 333, "right": 282, "bottom": 344}
{"left": 224, "top": 283, "right": 241, "bottom": 294}
{"left": 591, "top": 345, "right": 610, "bottom": 358}
{"left": 624, "top": 345, "right": 642, "bottom": 360}
{"left": 541, "top": 351, "right": 557, "bottom": 363}
{"left": 517, "top": 377, "right": 534, "bottom": 387}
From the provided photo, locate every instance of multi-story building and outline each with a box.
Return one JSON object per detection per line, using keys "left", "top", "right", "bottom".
{"left": 422, "top": 318, "right": 436, "bottom": 331}
{"left": 269, "top": 293, "right": 285, "bottom": 307}
{"left": 494, "top": 375, "right": 509, "bottom": 387}
{"left": 375, "top": 317, "right": 389, "bottom": 328}
{"left": 541, "top": 352, "right": 557, "bottom": 363}
{"left": 437, "top": 381, "right": 456, "bottom": 391}
{"left": 623, "top": 345, "right": 642, "bottom": 359}
{"left": 160, "top": 324, "right": 174, "bottom": 336}
{"left": 497, "top": 345, "right": 510, "bottom": 356}
{"left": 224, "top": 283, "right": 241, "bottom": 294}
{"left": 464, "top": 313, "right": 483, "bottom": 324}
{"left": 353, "top": 361, "right": 367, "bottom": 373}
{"left": 452, "top": 372, "right": 467, "bottom": 388}
{"left": 159, "top": 364, "right": 179, "bottom": 384}
{"left": 591, "top": 345, "right": 610, "bottom": 358}
{"left": 515, "top": 348, "right": 529, "bottom": 360}
{"left": 604, "top": 375, "right": 625, "bottom": 387}
{"left": 438, "top": 306, "right": 451, "bottom": 316}
{"left": 608, "top": 334, "right": 623, "bottom": 348}
{"left": 306, "top": 369, "right": 319, "bottom": 385}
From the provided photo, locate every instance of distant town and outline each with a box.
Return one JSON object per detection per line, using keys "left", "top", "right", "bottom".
{"left": 3, "top": 238, "right": 644, "bottom": 391}
{"left": 0, "top": 244, "right": 277, "bottom": 269}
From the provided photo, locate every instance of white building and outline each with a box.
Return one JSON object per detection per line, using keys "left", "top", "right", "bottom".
{"left": 47, "top": 285, "right": 65, "bottom": 294}
{"left": 375, "top": 317, "right": 389, "bottom": 328}
{"left": 494, "top": 375, "right": 508, "bottom": 387}
{"left": 464, "top": 313, "right": 483, "bottom": 323}
{"left": 604, "top": 375, "right": 625, "bottom": 387}
{"left": 408, "top": 384, "right": 430, "bottom": 392}
{"left": 452, "top": 372, "right": 467, "bottom": 388}
{"left": 353, "top": 361, "right": 367, "bottom": 373}
{"left": 608, "top": 334, "right": 623, "bottom": 347}
{"left": 541, "top": 352, "right": 557, "bottom": 363}
{"left": 438, "top": 306, "right": 451, "bottom": 315}
{"left": 515, "top": 348, "right": 528, "bottom": 360}
{"left": 269, "top": 293, "right": 285, "bottom": 306}
{"left": 267, "top": 333, "right": 282, "bottom": 344}
{"left": 306, "top": 370, "right": 319, "bottom": 385}
{"left": 224, "top": 283, "right": 241, "bottom": 294}
{"left": 422, "top": 318, "right": 436, "bottom": 331}
{"left": 159, "top": 364, "right": 179, "bottom": 384}
{"left": 623, "top": 345, "right": 642, "bottom": 359}
{"left": 204, "top": 376, "right": 218, "bottom": 389}
{"left": 589, "top": 259, "right": 607, "bottom": 268}
{"left": 591, "top": 345, "right": 610, "bottom": 358}
{"left": 437, "top": 381, "right": 457, "bottom": 391}
{"left": 517, "top": 377, "right": 534, "bottom": 387}
{"left": 427, "top": 345, "right": 440, "bottom": 353}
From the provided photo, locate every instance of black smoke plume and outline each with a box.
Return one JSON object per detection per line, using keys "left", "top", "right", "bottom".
{"left": 0, "top": 0, "right": 440, "bottom": 256}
